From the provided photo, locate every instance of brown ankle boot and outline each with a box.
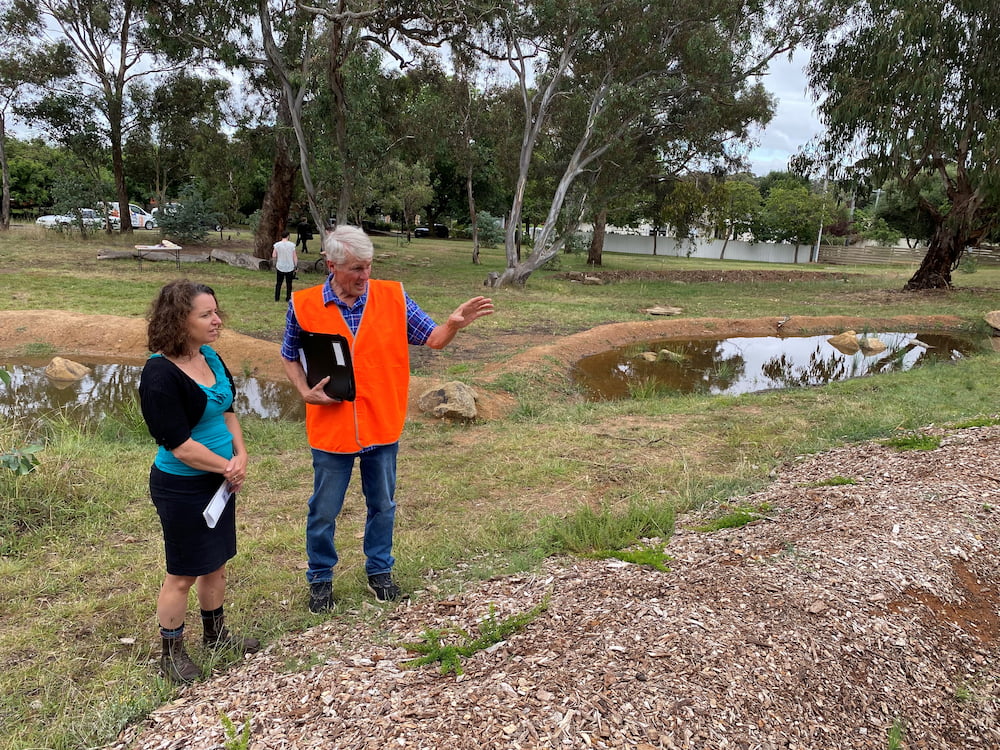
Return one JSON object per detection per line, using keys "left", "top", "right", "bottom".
{"left": 160, "top": 635, "right": 201, "bottom": 683}
{"left": 201, "top": 607, "right": 261, "bottom": 653}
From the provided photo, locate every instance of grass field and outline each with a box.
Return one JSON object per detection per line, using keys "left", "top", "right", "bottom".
{"left": 1, "top": 223, "right": 999, "bottom": 749}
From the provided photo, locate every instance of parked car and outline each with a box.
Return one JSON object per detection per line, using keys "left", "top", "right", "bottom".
{"left": 414, "top": 223, "right": 449, "bottom": 238}
{"left": 101, "top": 202, "right": 157, "bottom": 230}
{"left": 35, "top": 209, "right": 105, "bottom": 229}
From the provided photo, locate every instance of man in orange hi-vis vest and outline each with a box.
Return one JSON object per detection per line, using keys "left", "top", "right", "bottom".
{"left": 280, "top": 225, "right": 494, "bottom": 613}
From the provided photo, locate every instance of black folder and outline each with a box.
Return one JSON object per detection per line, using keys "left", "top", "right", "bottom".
{"left": 298, "top": 331, "right": 356, "bottom": 401}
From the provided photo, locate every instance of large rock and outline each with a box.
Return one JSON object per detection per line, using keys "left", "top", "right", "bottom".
{"left": 643, "top": 305, "right": 683, "bottom": 316}
{"left": 985, "top": 310, "right": 1000, "bottom": 332}
{"left": 858, "top": 336, "right": 887, "bottom": 355}
{"left": 827, "top": 330, "right": 860, "bottom": 355}
{"left": 44, "top": 356, "right": 91, "bottom": 382}
{"left": 417, "top": 381, "right": 478, "bottom": 421}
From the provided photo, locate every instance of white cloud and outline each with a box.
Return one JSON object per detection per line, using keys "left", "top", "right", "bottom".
{"left": 747, "top": 50, "right": 823, "bottom": 176}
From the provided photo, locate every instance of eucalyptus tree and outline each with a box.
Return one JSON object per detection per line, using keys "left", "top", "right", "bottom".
{"left": 32, "top": 0, "right": 191, "bottom": 234}
{"left": 754, "top": 181, "right": 840, "bottom": 261}
{"left": 806, "top": 0, "right": 1000, "bottom": 289}
{"left": 709, "top": 178, "right": 762, "bottom": 258}
{"left": 873, "top": 177, "right": 942, "bottom": 249}
{"left": 149, "top": 1, "right": 479, "bottom": 254}
{"left": 147, "top": 0, "right": 322, "bottom": 255}
{"left": 0, "top": 1, "right": 74, "bottom": 229}
{"left": 477, "top": 0, "right": 813, "bottom": 287}
{"left": 389, "top": 58, "right": 511, "bottom": 262}
{"left": 127, "top": 72, "right": 232, "bottom": 211}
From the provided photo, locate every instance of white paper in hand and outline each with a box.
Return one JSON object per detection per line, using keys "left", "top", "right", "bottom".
{"left": 203, "top": 481, "right": 233, "bottom": 528}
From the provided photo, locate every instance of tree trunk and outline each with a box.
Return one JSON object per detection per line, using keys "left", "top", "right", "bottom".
{"left": 905, "top": 190, "right": 987, "bottom": 290}
{"left": 905, "top": 223, "right": 969, "bottom": 289}
{"left": 0, "top": 113, "right": 10, "bottom": 231}
{"left": 109, "top": 96, "right": 133, "bottom": 236}
{"left": 467, "top": 162, "right": 479, "bottom": 264}
{"left": 587, "top": 207, "right": 606, "bottom": 266}
{"left": 328, "top": 25, "right": 354, "bottom": 226}
{"left": 254, "top": 99, "right": 297, "bottom": 260}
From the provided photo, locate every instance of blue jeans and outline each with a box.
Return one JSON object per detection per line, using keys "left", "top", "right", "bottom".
{"left": 305, "top": 443, "right": 397, "bottom": 583}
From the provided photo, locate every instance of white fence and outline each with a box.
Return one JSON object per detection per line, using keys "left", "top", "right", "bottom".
{"left": 598, "top": 233, "right": 1000, "bottom": 266}
{"left": 600, "top": 234, "right": 810, "bottom": 264}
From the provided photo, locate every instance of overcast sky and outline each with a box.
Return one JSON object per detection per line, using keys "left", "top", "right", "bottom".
{"left": 746, "top": 50, "right": 823, "bottom": 176}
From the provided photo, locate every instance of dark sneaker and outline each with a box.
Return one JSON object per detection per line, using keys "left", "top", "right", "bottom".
{"left": 367, "top": 573, "right": 402, "bottom": 602}
{"left": 308, "top": 581, "right": 334, "bottom": 613}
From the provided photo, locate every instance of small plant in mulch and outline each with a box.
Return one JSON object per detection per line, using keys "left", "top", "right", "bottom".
{"left": 951, "top": 416, "right": 1000, "bottom": 429}
{"left": 401, "top": 597, "right": 551, "bottom": 675}
{"left": 598, "top": 545, "right": 672, "bottom": 572}
{"left": 882, "top": 433, "right": 941, "bottom": 451}
{"left": 807, "top": 476, "right": 857, "bottom": 487}
{"left": 887, "top": 717, "right": 907, "bottom": 749}
{"left": 692, "top": 502, "right": 773, "bottom": 532}
{"left": 220, "top": 712, "right": 251, "bottom": 750}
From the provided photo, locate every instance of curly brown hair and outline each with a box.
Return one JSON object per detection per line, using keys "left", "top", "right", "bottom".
{"left": 146, "top": 280, "right": 222, "bottom": 357}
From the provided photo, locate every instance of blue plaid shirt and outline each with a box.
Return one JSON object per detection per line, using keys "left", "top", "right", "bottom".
{"left": 280, "top": 275, "right": 437, "bottom": 362}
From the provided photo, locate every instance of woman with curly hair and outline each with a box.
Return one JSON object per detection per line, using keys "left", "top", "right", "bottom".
{"left": 139, "top": 279, "right": 259, "bottom": 682}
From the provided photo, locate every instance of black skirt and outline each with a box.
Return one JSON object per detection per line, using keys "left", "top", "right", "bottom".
{"left": 150, "top": 465, "right": 237, "bottom": 576}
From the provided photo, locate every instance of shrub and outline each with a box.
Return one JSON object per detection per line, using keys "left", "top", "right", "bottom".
{"left": 156, "top": 182, "right": 223, "bottom": 244}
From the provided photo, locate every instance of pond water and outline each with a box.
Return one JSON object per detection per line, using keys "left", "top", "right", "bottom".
{"left": 1, "top": 358, "right": 305, "bottom": 424}
{"left": 572, "top": 332, "right": 981, "bottom": 401}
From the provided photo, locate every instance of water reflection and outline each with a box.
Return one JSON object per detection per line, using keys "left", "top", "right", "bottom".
{"left": 0, "top": 359, "right": 305, "bottom": 423}
{"left": 573, "top": 332, "right": 980, "bottom": 401}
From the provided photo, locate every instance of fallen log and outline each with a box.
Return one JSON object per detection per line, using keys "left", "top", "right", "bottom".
{"left": 209, "top": 248, "right": 270, "bottom": 270}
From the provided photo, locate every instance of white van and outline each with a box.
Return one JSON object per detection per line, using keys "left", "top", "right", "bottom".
{"left": 101, "top": 202, "right": 157, "bottom": 230}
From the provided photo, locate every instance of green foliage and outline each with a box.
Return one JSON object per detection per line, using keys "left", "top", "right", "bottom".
{"left": 708, "top": 179, "right": 762, "bottom": 244}
{"left": 401, "top": 598, "right": 550, "bottom": 675}
{"left": 807, "top": 2, "right": 1000, "bottom": 288}
{"left": 958, "top": 253, "right": 979, "bottom": 274}
{"left": 220, "top": 712, "right": 252, "bottom": 750}
{"left": 887, "top": 717, "right": 906, "bottom": 749}
{"left": 693, "top": 503, "right": 772, "bottom": 532}
{"left": 49, "top": 174, "right": 108, "bottom": 234}
{"left": 809, "top": 476, "right": 856, "bottom": 487}
{"left": 754, "top": 183, "right": 840, "bottom": 248}
{"left": 0, "top": 443, "right": 42, "bottom": 475}
{"left": 543, "top": 501, "right": 675, "bottom": 557}
{"left": 601, "top": 545, "right": 672, "bottom": 572}
{"left": 377, "top": 159, "right": 434, "bottom": 231}
{"left": 881, "top": 433, "right": 941, "bottom": 451}
{"left": 854, "top": 210, "right": 902, "bottom": 246}
{"left": 950, "top": 416, "right": 1000, "bottom": 429}
{"left": 872, "top": 177, "right": 944, "bottom": 247}
{"left": 155, "top": 180, "right": 223, "bottom": 243}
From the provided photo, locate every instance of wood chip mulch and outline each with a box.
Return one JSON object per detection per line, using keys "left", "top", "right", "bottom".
{"left": 105, "top": 424, "right": 1000, "bottom": 750}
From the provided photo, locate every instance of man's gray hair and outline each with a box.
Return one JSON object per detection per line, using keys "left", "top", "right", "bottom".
{"left": 322, "top": 225, "right": 373, "bottom": 264}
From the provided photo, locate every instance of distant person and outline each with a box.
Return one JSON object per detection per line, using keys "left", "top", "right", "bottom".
{"left": 280, "top": 225, "right": 494, "bottom": 613}
{"left": 272, "top": 230, "right": 298, "bottom": 303}
{"left": 296, "top": 217, "right": 312, "bottom": 253}
{"left": 139, "top": 280, "right": 260, "bottom": 683}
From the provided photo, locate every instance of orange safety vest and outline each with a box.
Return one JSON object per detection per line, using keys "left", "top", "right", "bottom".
{"left": 292, "top": 280, "right": 410, "bottom": 453}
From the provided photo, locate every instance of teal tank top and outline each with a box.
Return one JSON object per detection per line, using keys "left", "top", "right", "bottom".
{"left": 153, "top": 346, "right": 235, "bottom": 476}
